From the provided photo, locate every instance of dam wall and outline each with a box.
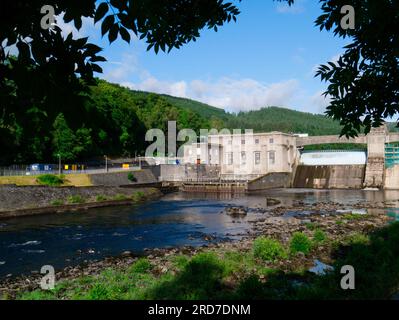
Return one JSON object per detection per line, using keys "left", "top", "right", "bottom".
{"left": 293, "top": 165, "right": 366, "bottom": 189}
{"left": 385, "top": 164, "right": 399, "bottom": 190}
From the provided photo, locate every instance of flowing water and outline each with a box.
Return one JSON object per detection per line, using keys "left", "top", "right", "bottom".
{"left": 1, "top": 189, "right": 399, "bottom": 278}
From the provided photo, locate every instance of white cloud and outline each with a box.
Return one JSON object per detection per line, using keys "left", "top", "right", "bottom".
{"left": 120, "top": 75, "right": 299, "bottom": 113}
{"left": 309, "top": 53, "right": 341, "bottom": 77}
{"left": 104, "top": 54, "right": 140, "bottom": 82}
{"left": 55, "top": 13, "right": 96, "bottom": 39}
{"left": 124, "top": 77, "right": 188, "bottom": 98}
{"left": 104, "top": 52, "right": 330, "bottom": 115}
{"left": 276, "top": 0, "right": 306, "bottom": 14}
{"left": 310, "top": 90, "right": 331, "bottom": 114}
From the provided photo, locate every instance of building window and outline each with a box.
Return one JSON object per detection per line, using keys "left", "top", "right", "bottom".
{"left": 227, "top": 152, "right": 233, "bottom": 165}
{"left": 269, "top": 138, "right": 274, "bottom": 144}
{"left": 241, "top": 139, "right": 245, "bottom": 145}
{"left": 255, "top": 138, "right": 260, "bottom": 144}
{"left": 254, "top": 152, "right": 261, "bottom": 165}
{"left": 241, "top": 152, "right": 246, "bottom": 165}
{"left": 228, "top": 140, "right": 232, "bottom": 145}
{"left": 269, "top": 151, "right": 276, "bottom": 165}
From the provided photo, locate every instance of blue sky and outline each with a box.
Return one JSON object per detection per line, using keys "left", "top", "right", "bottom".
{"left": 65, "top": 0, "right": 348, "bottom": 114}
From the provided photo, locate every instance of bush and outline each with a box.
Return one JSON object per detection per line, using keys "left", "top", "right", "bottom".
{"left": 37, "top": 174, "right": 64, "bottom": 186}
{"left": 343, "top": 233, "right": 370, "bottom": 245}
{"left": 253, "top": 237, "right": 287, "bottom": 262}
{"left": 114, "top": 194, "right": 128, "bottom": 201}
{"left": 132, "top": 191, "right": 145, "bottom": 201}
{"left": 68, "top": 195, "right": 85, "bottom": 204}
{"left": 290, "top": 232, "right": 312, "bottom": 255}
{"left": 128, "top": 172, "right": 137, "bottom": 182}
{"left": 96, "top": 195, "right": 107, "bottom": 202}
{"left": 51, "top": 199, "right": 64, "bottom": 206}
{"left": 313, "top": 229, "right": 327, "bottom": 244}
{"left": 305, "top": 222, "right": 317, "bottom": 231}
{"left": 130, "top": 258, "right": 152, "bottom": 274}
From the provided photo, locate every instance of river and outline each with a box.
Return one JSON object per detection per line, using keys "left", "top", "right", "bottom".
{"left": 1, "top": 189, "right": 399, "bottom": 278}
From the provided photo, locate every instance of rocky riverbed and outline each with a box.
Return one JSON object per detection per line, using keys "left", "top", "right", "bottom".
{"left": 0, "top": 197, "right": 394, "bottom": 299}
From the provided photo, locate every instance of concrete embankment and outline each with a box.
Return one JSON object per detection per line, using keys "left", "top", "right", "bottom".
{"left": 293, "top": 165, "right": 366, "bottom": 189}
{"left": 89, "top": 169, "right": 158, "bottom": 186}
{"left": 0, "top": 185, "right": 162, "bottom": 219}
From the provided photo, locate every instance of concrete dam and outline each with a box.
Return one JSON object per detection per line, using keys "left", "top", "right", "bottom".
{"left": 293, "top": 165, "right": 366, "bottom": 189}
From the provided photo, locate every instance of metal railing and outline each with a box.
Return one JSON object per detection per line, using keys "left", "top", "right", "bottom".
{"left": 0, "top": 166, "right": 141, "bottom": 177}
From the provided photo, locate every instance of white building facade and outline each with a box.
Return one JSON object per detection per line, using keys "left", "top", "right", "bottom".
{"left": 183, "top": 132, "right": 300, "bottom": 181}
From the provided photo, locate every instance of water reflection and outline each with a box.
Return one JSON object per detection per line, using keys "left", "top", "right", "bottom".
{"left": 1, "top": 189, "right": 399, "bottom": 278}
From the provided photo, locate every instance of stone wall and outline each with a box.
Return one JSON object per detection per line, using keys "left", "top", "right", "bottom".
{"left": 157, "top": 164, "right": 221, "bottom": 182}
{"left": 89, "top": 169, "right": 157, "bottom": 186}
{"left": 293, "top": 165, "right": 365, "bottom": 189}
{"left": 0, "top": 185, "right": 160, "bottom": 213}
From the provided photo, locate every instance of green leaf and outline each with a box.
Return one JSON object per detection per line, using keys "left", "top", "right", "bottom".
{"left": 101, "top": 15, "right": 114, "bottom": 36}
{"left": 108, "top": 24, "right": 119, "bottom": 43}
{"left": 94, "top": 2, "right": 109, "bottom": 23}
{"left": 119, "top": 27, "right": 131, "bottom": 43}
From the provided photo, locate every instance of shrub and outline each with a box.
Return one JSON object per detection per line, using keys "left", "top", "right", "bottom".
{"left": 114, "top": 194, "right": 128, "bottom": 201}
{"left": 67, "top": 195, "right": 85, "bottom": 204}
{"left": 37, "top": 174, "right": 64, "bottom": 186}
{"left": 51, "top": 199, "right": 64, "bottom": 206}
{"left": 128, "top": 172, "right": 137, "bottom": 182}
{"left": 132, "top": 191, "right": 145, "bottom": 201}
{"left": 130, "top": 258, "right": 152, "bottom": 274}
{"left": 341, "top": 213, "right": 369, "bottom": 220}
{"left": 96, "top": 195, "right": 107, "bottom": 202}
{"left": 290, "top": 232, "right": 312, "bottom": 255}
{"left": 253, "top": 237, "right": 287, "bottom": 262}
{"left": 313, "top": 229, "right": 327, "bottom": 244}
{"left": 305, "top": 222, "right": 317, "bottom": 231}
{"left": 343, "top": 233, "right": 370, "bottom": 245}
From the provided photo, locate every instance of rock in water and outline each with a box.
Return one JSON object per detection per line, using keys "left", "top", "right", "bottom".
{"left": 266, "top": 198, "right": 281, "bottom": 206}
{"left": 225, "top": 207, "right": 247, "bottom": 217}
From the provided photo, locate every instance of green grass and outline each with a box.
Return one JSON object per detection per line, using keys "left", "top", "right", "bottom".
{"left": 114, "top": 194, "right": 128, "bottom": 201}
{"left": 37, "top": 174, "right": 65, "bottom": 186}
{"left": 67, "top": 195, "right": 85, "bottom": 204}
{"left": 304, "top": 222, "right": 318, "bottom": 231}
{"left": 50, "top": 199, "right": 64, "bottom": 206}
{"left": 132, "top": 191, "right": 145, "bottom": 201}
{"left": 289, "top": 232, "right": 312, "bottom": 255}
{"left": 253, "top": 237, "right": 287, "bottom": 262}
{"left": 340, "top": 213, "right": 369, "bottom": 220}
{"left": 16, "top": 223, "right": 399, "bottom": 300}
{"left": 95, "top": 195, "right": 107, "bottom": 202}
{"left": 313, "top": 229, "right": 327, "bottom": 244}
{"left": 127, "top": 172, "right": 137, "bottom": 182}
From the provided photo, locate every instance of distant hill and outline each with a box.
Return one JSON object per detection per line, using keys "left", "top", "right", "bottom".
{"left": 226, "top": 107, "right": 344, "bottom": 136}
{"left": 118, "top": 87, "right": 344, "bottom": 136}
{"left": 101, "top": 81, "right": 399, "bottom": 136}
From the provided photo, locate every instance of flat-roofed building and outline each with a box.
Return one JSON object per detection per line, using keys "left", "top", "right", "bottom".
{"left": 183, "top": 131, "right": 300, "bottom": 181}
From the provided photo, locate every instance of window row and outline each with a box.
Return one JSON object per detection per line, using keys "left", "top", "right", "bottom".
{"left": 226, "top": 151, "right": 276, "bottom": 165}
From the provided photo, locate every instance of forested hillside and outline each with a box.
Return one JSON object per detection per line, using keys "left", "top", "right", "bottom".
{"left": 2, "top": 78, "right": 397, "bottom": 165}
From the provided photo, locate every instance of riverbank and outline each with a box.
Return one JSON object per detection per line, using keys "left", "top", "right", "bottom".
{"left": 1, "top": 198, "right": 398, "bottom": 300}
{"left": 0, "top": 185, "right": 162, "bottom": 219}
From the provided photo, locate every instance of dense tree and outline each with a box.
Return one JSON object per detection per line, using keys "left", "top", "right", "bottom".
{"left": 2, "top": 0, "right": 398, "bottom": 163}
{"left": 0, "top": 0, "right": 240, "bottom": 164}
{"left": 311, "top": 0, "right": 399, "bottom": 136}
{"left": 52, "top": 113, "right": 76, "bottom": 161}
